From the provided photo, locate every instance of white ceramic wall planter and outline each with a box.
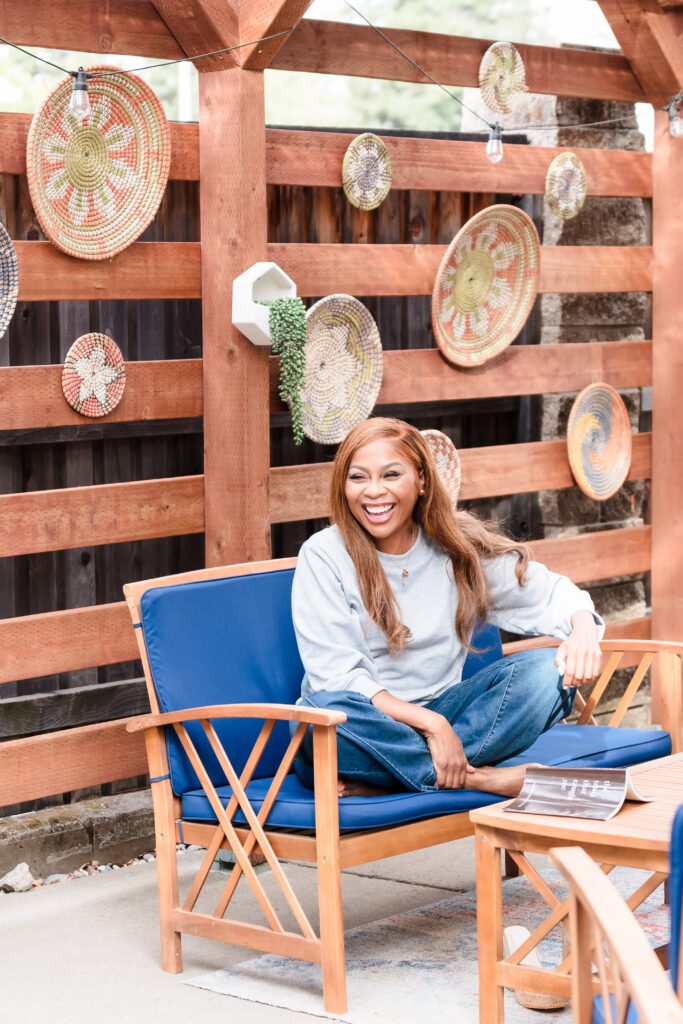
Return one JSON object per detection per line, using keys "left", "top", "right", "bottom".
{"left": 231, "top": 262, "right": 297, "bottom": 346}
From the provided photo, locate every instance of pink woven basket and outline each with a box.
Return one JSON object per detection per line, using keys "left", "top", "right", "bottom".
{"left": 62, "top": 332, "right": 126, "bottom": 417}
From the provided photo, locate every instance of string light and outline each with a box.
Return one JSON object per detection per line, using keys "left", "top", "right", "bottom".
{"left": 485, "top": 122, "right": 503, "bottom": 164}
{"left": 68, "top": 67, "right": 90, "bottom": 121}
{"left": 1, "top": 17, "right": 646, "bottom": 163}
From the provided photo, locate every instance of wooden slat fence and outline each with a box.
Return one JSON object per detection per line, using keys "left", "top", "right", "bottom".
{"left": 0, "top": 16, "right": 654, "bottom": 811}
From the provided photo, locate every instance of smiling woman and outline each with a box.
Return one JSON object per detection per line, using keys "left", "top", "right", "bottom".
{"left": 290, "top": 417, "right": 605, "bottom": 799}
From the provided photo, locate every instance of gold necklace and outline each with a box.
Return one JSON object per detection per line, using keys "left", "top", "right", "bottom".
{"left": 400, "top": 525, "right": 418, "bottom": 587}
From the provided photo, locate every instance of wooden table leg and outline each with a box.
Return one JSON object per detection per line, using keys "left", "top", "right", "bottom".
{"left": 476, "top": 828, "right": 504, "bottom": 1024}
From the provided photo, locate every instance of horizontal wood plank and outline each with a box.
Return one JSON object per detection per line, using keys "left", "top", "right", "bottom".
{"left": 270, "top": 341, "right": 653, "bottom": 409}
{"left": 0, "top": 360, "right": 202, "bottom": 430}
{"left": 0, "top": 0, "right": 183, "bottom": 58}
{"left": 0, "top": 114, "right": 198, "bottom": 180}
{"left": 530, "top": 527, "right": 651, "bottom": 584}
{"left": 0, "top": 719, "right": 147, "bottom": 806}
{"left": 270, "top": 244, "right": 653, "bottom": 297}
{"left": 273, "top": 20, "right": 644, "bottom": 103}
{"left": 267, "top": 130, "right": 652, "bottom": 198}
{"left": 0, "top": 114, "right": 651, "bottom": 197}
{"left": 0, "top": 476, "right": 204, "bottom": 557}
{"left": 14, "top": 242, "right": 651, "bottom": 302}
{"left": 15, "top": 242, "right": 201, "bottom": 301}
{"left": 268, "top": 435, "right": 652, "bottom": 522}
{"left": 0, "top": 603, "right": 137, "bottom": 686}
{"left": 0, "top": 678, "right": 150, "bottom": 739}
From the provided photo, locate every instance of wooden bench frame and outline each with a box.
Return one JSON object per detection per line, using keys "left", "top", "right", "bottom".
{"left": 124, "top": 557, "right": 683, "bottom": 1015}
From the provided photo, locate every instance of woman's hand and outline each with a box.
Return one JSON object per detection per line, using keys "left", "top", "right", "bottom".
{"left": 555, "top": 610, "right": 602, "bottom": 689}
{"left": 422, "top": 712, "right": 474, "bottom": 789}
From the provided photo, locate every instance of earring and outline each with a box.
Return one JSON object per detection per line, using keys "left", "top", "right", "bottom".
{"left": 419, "top": 489, "right": 425, "bottom": 495}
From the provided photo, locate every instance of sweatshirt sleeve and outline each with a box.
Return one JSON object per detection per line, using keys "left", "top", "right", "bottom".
{"left": 483, "top": 553, "right": 605, "bottom": 640}
{"left": 292, "top": 541, "right": 383, "bottom": 700}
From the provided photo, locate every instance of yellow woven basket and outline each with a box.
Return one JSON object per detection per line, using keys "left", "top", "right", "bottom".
{"left": 342, "top": 133, "right": 392, "bottom": 212}
{"left": 432, "top": 204, "right": 540, "bottom": 368}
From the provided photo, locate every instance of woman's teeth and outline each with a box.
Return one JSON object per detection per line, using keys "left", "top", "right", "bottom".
{"left": 364, "top": 504, "right": 395, "bottom": 522}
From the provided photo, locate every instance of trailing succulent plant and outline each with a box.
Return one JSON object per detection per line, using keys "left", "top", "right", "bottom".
{"left": 261, "top": 297, "right": 308, "bottom": 445}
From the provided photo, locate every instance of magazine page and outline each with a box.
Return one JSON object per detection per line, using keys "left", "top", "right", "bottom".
{"left": 504, "top": 767, "right": 651, "bottom": 821}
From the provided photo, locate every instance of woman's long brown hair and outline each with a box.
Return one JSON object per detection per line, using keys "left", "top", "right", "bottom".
{"left": 330, "top": 417, "right": 530, "bottom": 653}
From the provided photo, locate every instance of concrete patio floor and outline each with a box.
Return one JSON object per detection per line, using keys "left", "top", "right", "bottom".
{"left": 2, "top": 838, "right": 481, "bottom": 1024}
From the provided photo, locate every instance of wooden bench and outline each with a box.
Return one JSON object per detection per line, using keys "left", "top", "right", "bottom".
{"left": 124, "top": 557, "right": 681, "bottom": 1014}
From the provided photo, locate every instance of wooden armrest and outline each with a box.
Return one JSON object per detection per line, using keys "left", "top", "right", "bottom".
{"left": 504, "top": 636, "right": 683, "bottom": 656}
{"left": 126, "top": 703, "right": 346, "bottom": 733}
{"left": 550, "top": 847, "right": 682, "bottom": 1021}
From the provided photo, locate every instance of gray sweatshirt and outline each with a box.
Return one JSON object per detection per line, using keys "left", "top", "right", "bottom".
{"left": 292, "top": 525, "right": 604, "bottom": 706}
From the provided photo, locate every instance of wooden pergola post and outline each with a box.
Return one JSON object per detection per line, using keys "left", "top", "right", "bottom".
{"left": 198, "top": 68, "right": 271, "bottom": 565}
{"left": 651, "top": 107, "right": 683, "bottom": 643}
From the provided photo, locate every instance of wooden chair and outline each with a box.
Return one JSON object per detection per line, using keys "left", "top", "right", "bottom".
{"left": 124, "top": 557, "right": 682, "bottom": 1015}
{"left": 551, "top": 802, "right": 683, "bottom": 1023}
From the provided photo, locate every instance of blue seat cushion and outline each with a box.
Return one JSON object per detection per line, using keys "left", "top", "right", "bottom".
{"left": 669, "top": 804, "right": 683, "bottom": 991}
{"left": 180, "top": 723, "right": 670, "bottom": 831}
{"left": 593, "top": 994, "right": 639, "bottom": 1023}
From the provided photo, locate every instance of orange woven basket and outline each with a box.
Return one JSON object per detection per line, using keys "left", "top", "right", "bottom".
{"left": 26, "top": 66, "right": 171, "bottom": 261}
{"left": 566, "top": 383, "right": 632, "bottom": 501}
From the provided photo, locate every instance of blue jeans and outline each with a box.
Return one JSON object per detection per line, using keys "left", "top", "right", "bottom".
{"left": 293, "top": 648, "right": 573, "bottom": 792}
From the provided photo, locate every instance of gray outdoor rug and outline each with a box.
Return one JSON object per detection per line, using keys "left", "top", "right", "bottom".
{"left": 187, "top": 865, "right": 668, "bottom": 1023}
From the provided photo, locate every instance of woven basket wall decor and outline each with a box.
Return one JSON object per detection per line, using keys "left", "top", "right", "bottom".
{"left": 302, "top": 294, "right": 383, "bottom": 444}
{"left": 421, "top": 429, "right": 462, "bottom": 507}
{"left": 566, "top": 383, "right": 632, "bottom": 501}
{"left": 545, "top": 152, "right": 588, "bottom": 221}
{"left": 342, "top": 133, "right": 392, "bottom": 211}
{"left": 478, "top": 41, "right": 528, "bottom": 114}
{"left": 0, "top": 222, "right": 18, "bottom": 340}
{"left": 62, "top": 332, "right": 126, "bottom": 417}
{"left": 432, "top": 204, "right": 540, "bottom": 368}
{"left": 27, "top": 66, "right": 171, "bottom": 260}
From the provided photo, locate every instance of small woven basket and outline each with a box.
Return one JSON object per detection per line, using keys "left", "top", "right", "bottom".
{"left": 566, "top": 383, "right": 632, "bottom": 501}
{"left": 545, "top": 152, "right": 588, "bottom": 221}
{"left": 479, "top": 41, "right": 528, "bottom": 115}
{"left": 432, "top": 204, "right": 540, "bottom": 368}
{"left": 421, "top": 429, "right": 462, "bottom": 507}
{"left": 26, "top": 66, "right": 171, "bottom": 260}
{"left": 302, "top": 294, "right": 383, "bottom": 444}
{"left": 342, "top": 133, "right": 392, "bottom": 211}
{"left": 0, "top": 222, "right": 18, "bottom": 340}
{"left": 62, "top": 332, "right": 126, "bottom": 417}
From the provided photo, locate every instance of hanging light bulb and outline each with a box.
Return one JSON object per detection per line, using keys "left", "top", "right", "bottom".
{"left": 485, "top": 122, "right": 503, "bottom": 164}
{"left": 69, "top": 68, "right": 91, "bottom": 121}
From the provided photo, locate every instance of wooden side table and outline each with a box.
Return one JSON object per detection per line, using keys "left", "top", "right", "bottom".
{"left": 470, "top": 754, "right": 683, "bottom": 1023}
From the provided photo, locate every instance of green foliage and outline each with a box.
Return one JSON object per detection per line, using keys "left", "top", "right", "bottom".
{"left": 262, "top": 297, "right": 308, "bottom": 446}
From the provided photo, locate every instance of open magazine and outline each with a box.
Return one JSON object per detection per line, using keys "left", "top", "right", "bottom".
{"left": 504, "top": 766, "right": 653, "bottom": 821}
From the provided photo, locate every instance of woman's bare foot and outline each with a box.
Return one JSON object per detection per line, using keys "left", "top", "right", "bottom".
{"left": 337, "top": 777, "right": 391, "bottom": 798}
{"left": 464, "top": 763, "right": 542, "bottom": 798}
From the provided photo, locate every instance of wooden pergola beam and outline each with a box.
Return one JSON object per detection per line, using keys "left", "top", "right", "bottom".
{"left": 238, "top": 0, "right": 316, "bottom": 69}
{"left": 597, "top": 0, "right": 683, "bottom": 101}
{"left": 150, "top": 0, "right": 240, "bottom": 71}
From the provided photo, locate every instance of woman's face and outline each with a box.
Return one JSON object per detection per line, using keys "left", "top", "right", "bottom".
{"left": 344, "top": 438, "right": 423, "bottom": 554}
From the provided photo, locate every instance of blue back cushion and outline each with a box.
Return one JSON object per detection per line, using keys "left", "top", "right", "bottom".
{"left": 141, "top": 569, "right": 304, "bottom": 794}
{"left": 463, "top": 621, "right": 503, "bottom": 679}
{"left": 670, "top": 804, "right": 683, "bottom": 992}
{"left": 140, "top": 566, "right": 504, "bottom": 797}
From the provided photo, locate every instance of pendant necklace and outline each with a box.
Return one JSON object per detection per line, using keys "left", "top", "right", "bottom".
{"left": 399, "top": 526, "right": 418, "bottom": 588}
